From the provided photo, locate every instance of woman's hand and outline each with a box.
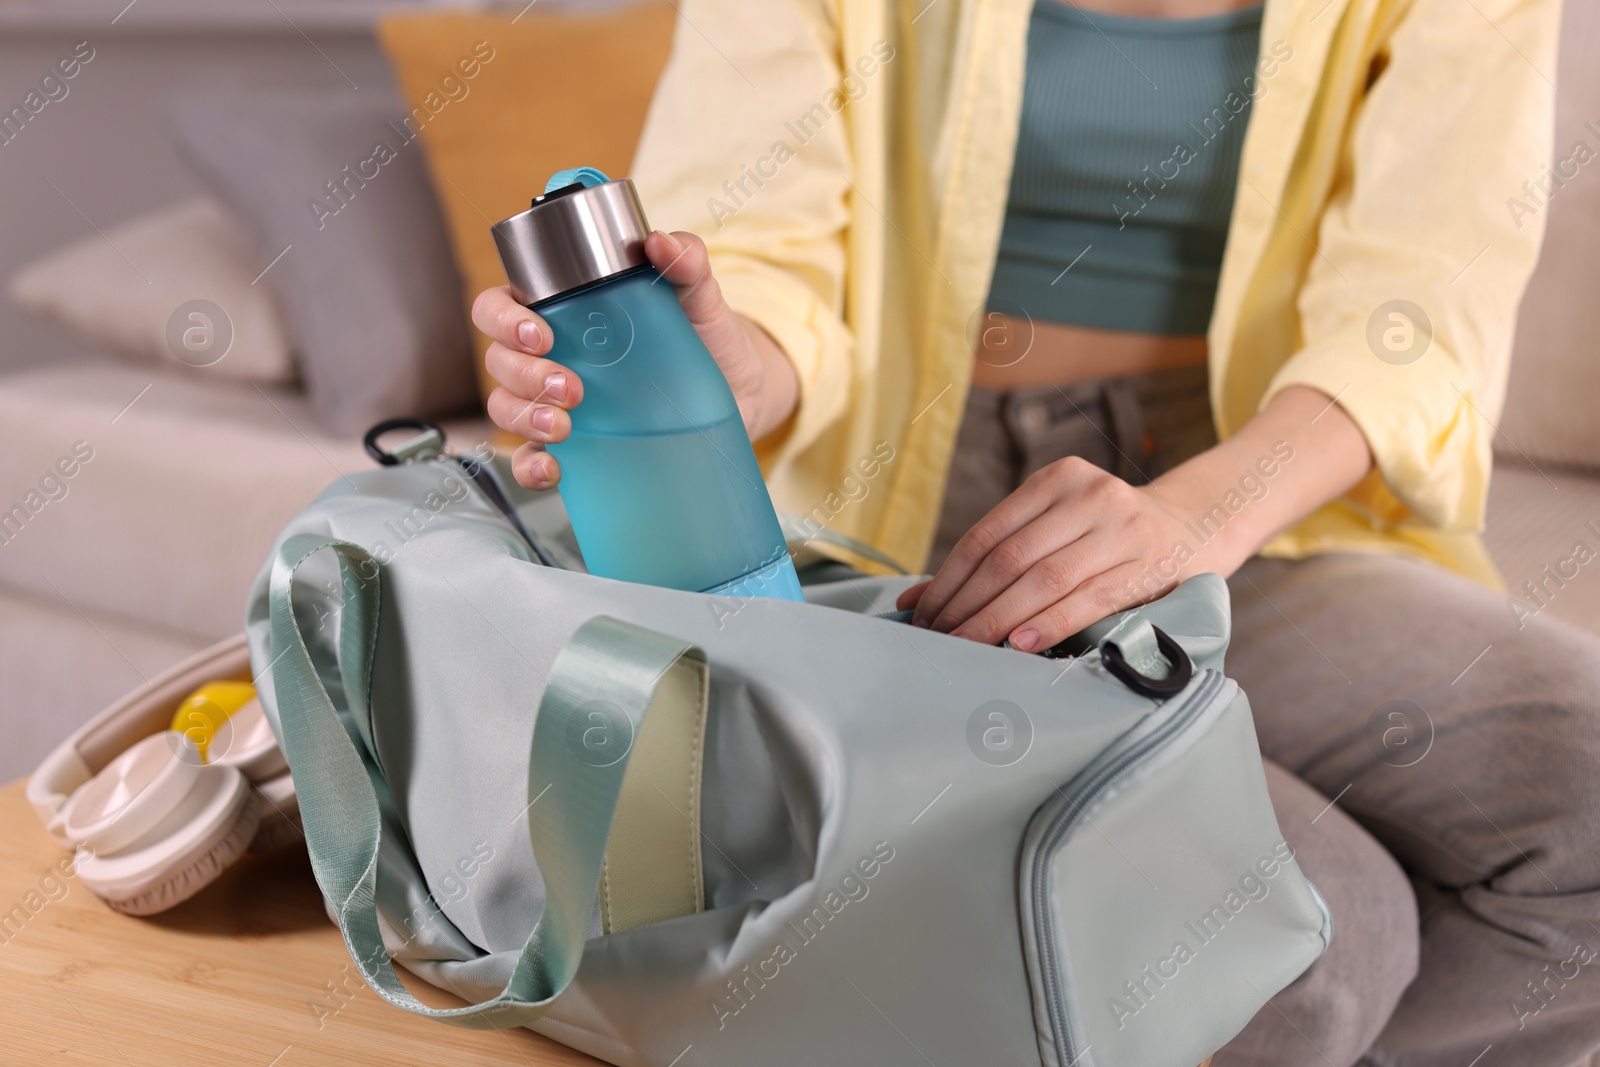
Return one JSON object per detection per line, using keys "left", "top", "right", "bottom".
{"left": 473, "top": 229, "right": 799, "bottom": 491}
{"left": 897, "top": 385, "right": 1374, "bottom": 650}
{"left": 897, "top": 459, "right": 1245, "bottom": 651}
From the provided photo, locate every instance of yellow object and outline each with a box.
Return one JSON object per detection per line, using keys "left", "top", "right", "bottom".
{"left": 600, "top": 654, "right": 708, "bottom": 935}
{"left": 170, "top": 681, "right": 257, "bottom": 763}
{"left": 375, "top": 6, "right": 678, "bottom": 445}
{"left": 628, "top": 0, "right": 1559, "bottom": 586}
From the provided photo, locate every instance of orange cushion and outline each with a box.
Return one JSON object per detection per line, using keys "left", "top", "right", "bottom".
{"left": 376, "top": 7, "right": 677, "bottom": 436}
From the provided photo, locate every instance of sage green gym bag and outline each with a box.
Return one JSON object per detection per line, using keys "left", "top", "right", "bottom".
{"left": 244, "top": 425, "right": 1331, "bottom": 1067}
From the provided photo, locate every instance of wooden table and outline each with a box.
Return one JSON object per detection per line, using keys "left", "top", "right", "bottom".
{"left": 0, "top": 780, "right": 596, "bottom": 1066}
{"left": 1, "top": 778, "right": 1222, "bottom": 1067}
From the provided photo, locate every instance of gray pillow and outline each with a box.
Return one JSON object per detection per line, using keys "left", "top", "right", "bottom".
{"left": 164, "top": 93, "right": 476, "bottom": 436}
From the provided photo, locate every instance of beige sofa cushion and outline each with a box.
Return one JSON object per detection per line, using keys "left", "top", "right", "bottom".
{"left": 1483, "top": 460, "right": 1600, "bottom": 635}
{"left": 1497, "top": 1, "right": 1600, "bottom": 471}
{"left": 9, "top": 199, "right": 299, "bottom": 386}
{"left": 0, "top": 361, "right": 490, "bottom": 641}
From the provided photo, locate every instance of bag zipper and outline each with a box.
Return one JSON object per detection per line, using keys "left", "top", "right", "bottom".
{"left": 1027, "top": 668, "right": 1228, "bottom": 1067}
{"left": 363, "top": 421, "right": 564, "bottom": 568}
{"left": 450, "top": 455, "right": 564, "bottom": 568}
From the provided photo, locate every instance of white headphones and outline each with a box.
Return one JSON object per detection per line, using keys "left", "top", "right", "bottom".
{"left": 27, "top": 634, "right": 300, "bottom": 916}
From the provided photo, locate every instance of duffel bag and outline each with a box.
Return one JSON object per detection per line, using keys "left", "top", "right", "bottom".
{"left": 245, "top": 424, "right": 1330, "bottom": 1067}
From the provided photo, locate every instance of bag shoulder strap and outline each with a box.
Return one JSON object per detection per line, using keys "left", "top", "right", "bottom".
{"left": 779, "top": 512, "right": 910, "bottom": 575}
{"left": 268, "top": 532, "right": 705, "bottom": 1029}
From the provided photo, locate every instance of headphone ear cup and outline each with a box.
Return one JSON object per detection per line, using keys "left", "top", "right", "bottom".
{"left": 59, "top": 732, "right": 204, "bottom": 856}
{"left": 75, "top": 766, "right": 258, "bottom": 916}
{"left": 204, "top": 697, "right": 289, "bottom": 783}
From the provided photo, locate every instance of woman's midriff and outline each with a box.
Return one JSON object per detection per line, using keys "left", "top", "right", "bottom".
{"left": 971, "top": 314, "right": 1209, "bottom": 390}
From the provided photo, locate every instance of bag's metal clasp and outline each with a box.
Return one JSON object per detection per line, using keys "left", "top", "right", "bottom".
{"left": 363, "top": 417, "right": 447, "bottom": 466}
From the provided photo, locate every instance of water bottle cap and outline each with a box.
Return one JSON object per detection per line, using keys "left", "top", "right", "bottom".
{"left": 490, "top": 168, "right": 651, "bottom": 306}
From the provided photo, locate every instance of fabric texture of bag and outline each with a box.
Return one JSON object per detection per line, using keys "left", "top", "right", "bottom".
{"left": 244, "top": 436, "right": 1331, "bottom": 1067}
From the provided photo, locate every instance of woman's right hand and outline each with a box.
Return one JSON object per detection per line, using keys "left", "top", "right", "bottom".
{"left": 474, "top": 229, "right": 799, "bottom": 491}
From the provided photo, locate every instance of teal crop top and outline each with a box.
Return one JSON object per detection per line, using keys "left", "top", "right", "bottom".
{"left": 988, "top": 1, "right": 1264, "bottom": 336}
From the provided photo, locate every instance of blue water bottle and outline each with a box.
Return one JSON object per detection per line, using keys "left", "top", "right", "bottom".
{"left": 490, "top": 167, "right": 804, "bottom": 601}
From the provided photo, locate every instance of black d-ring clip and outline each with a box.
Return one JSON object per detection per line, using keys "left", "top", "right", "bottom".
{"left": 1100, "top": 625, "right": 1194, "bottom": 699}
{"left": 364, "top": 417, "right": 446, "bottom": 467}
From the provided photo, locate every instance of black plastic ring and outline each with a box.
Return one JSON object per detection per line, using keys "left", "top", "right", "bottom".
{"left": 363, "top": 417, "right": 444, "bottom": 467}
{"left": 1100, "top": 625, "right": 1194, "bottom": 699}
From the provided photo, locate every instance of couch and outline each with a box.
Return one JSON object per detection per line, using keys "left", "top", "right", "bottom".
{"left": 1, "top": 0, "right": 1598, "bottom": 809}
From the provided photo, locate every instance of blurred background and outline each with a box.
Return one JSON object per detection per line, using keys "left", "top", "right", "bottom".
{"left": 0, "top": 0, "right": 1597, "bottom": 784}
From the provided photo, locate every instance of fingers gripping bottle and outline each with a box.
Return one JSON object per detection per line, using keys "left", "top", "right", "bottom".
{"left": 491, "top": 167, "right": 804, "bottom": 602}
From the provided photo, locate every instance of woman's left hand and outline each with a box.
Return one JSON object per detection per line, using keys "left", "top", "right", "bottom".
{"left": 895, "top": 384, "right": 1376, "bottom": 652}
{"left": 896, "top": 457, "right": 1245, "bottom": 652}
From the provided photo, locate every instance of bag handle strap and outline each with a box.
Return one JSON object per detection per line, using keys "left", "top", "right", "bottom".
{"left": 268, "top": 532, "right": 702, "bottom": 1028}
{"left": 778, "top": 511, "right": 910, "bottom": 575}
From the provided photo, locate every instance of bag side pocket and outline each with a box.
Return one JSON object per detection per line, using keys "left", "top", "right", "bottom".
{"left": 1018, "top": 674, "right": 1332, "bottom": 1067}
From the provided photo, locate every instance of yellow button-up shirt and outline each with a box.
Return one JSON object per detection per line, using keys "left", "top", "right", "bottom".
{"left": 633, "top": 0, "right": 1559, "bottom": 585}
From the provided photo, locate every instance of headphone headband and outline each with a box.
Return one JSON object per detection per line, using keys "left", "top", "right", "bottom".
{"left": 28, "top": 634, "right": 253, "bottom": 845}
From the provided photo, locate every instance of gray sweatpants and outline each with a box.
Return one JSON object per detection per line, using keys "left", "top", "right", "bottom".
{"left": 933, "top": 371, "right": 1600, "bottom": 1067}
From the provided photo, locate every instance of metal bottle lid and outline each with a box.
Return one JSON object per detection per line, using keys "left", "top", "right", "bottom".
{"left": 491, "top": 177, "right": 651, "bottom": 307}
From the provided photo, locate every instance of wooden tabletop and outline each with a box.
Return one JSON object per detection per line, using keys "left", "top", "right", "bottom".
{"left": 0, "top": 780, "right": 598, "bottom": 1066}
{"left": 1, "top": 776, "right": 1223, "bottom": 1067}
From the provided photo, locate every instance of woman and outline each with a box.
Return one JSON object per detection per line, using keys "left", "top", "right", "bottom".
{"left": 474, "top": 0, "right": 1598, "bottom": 1063}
